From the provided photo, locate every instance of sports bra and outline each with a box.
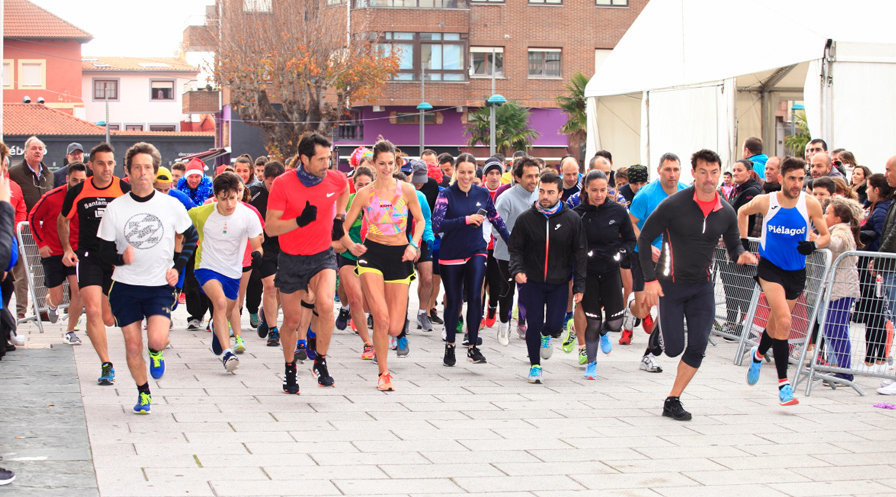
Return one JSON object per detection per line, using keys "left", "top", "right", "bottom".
{"left": 365, "top": 180, "right": 408, "bottom": 236}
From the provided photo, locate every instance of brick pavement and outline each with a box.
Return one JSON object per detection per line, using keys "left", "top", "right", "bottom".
{"left": 4, "top": 298, "right": 896, "bottom": 497}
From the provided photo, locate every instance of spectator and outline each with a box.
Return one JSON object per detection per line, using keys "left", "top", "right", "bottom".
{"left": 742, "top": 137, "right": 768, "bottom": 180}
{"left": 850, "top": 165, "right": 871, "bottom": 205}
{"left": 53, "top": 143, "right": 90, "bottom": 187}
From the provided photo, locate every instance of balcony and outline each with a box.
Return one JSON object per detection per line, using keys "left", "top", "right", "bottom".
{"left": 182, "top": 90, "right": 221, "bottom": 114}
{"left": 355, "top": 0, "right": 469, "bottom": 8}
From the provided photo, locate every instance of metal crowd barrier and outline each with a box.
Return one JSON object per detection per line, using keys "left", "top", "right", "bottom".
{"left": 15, "top": 221, "right": 72, "bottom": 333}
{"left": 801, "top": 250, "right": 896, "bottom": 396}
{"left": 710, "top": 239, "right": 760, "bottom": 345}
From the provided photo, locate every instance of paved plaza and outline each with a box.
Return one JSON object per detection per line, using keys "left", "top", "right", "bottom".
{"left": 3, "top": 290, "right": 896, "bottom": 497}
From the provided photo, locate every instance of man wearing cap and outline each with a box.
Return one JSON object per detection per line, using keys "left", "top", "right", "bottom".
{"left": 153, "top": 167, "right": 196, "bottom": 211}
{"left": 54, "top": 143, "right": 91, "bottom": 188}
{"left": 176, "top": 158, "right": 214, "bottom": 206}
{"left": 618, "top": 164, "right": 648, "bottom": 205}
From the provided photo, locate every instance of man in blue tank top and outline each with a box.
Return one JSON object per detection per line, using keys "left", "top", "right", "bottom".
{"left": 737, "top": 157, "right": 829, "bottom": 407}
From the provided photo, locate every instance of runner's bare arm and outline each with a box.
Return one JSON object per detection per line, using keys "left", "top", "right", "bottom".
{"left": 737, "top": 194, "right": 769, "bottom": 240}
{"left": 806, "top": 196, "right": 831, "bottom": 249}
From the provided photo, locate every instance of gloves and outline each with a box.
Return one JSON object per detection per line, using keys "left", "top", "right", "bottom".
{"left": 295, "top": 201, "right": 317, "bottom": 228}
{"left": 741, "top": 238, "right": 751, "bottom": 252}
{"left": 796, "top": 240, "right": 816, "bottom": 256}
{"left": 332, "top": 216, "right": 346, "bottom": 241}
{"left": 250, "top": 250, "right": 262, "bottom": 270}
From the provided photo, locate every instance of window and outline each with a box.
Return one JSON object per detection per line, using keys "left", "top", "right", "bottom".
{"left": 125, "top": 124, "right": 144, "bottom": 131}
{"left": 149, "top": 125, "right": 177, "bottom": 132}
{"left": 365, "top": 0, "right": 468, "bottom": 6}
{"left": 93, "top": 79, "right": 119, "bottom": 100}
{"left": 595, "top": 0, "right": 627, "bottom": 5}
{"left": 18, "top": 60, "right": 45, "bottom": 89}
{"left": 243, "top": 0, "right": 272, "bottom": 12}
{"left": 379, "top": 32, "right": 466, "bottom": 81}
{"left": 390, "top": 111, "right": 442, "bottom": 125}
{"left": 470, "top": 0, "right": 503, "bottom": 2}
{"left": 470, "top": 47, "right": 503, "bottom": 77}
{"left": 336, "top": 112, "right": 363, "bottom": 140}
{"left": 151, "top": 81, "right": 175, "bottom": 100}
{"left": 2, "top": 61, "right": 12, "bottom": 89}
{"left": 529, "top": 0, "right": 561, "bottom": 3}
{"left": 528, "top": 49, "right": 561, "bottom": 78}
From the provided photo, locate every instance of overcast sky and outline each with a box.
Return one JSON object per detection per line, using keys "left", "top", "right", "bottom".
{"left": 29, "top": 0, "right": 213, "bottom": 57}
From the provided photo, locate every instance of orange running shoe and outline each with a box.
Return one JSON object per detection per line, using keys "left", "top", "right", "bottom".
{"left": 361, "top": 342, "right": 375, "bottom": 360}
{"left": 377, "top": 371, "right": 394, "bottom": 391}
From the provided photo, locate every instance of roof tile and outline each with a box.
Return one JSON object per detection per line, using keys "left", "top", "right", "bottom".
{"left": 3, "top": 103, "right": 104, "bottom": 136}
{"left": 4, "top": 0, "right": 92, "bottom": 42}
{"left": 82, "top": 57, "right": 197, "bottom": 73}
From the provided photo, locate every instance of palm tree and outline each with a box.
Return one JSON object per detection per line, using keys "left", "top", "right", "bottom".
{"left": 556, "top": 72, "right": 589, "bottom": 161}
{"left": 784, "top": 110, "right": 811, "bottom": 156}
{"left": 465, "top": 101, "right": 540, "bottom": 157}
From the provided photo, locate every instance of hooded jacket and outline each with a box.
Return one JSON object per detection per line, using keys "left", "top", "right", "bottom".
{"left": 508, "top": 202, "right": 587, "bottom": 293}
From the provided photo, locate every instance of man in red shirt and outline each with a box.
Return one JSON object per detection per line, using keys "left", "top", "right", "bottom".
{"left": 29, "top": 163, "right": 87, "bottom": 343}
{"left": 7, "top": 176, "right": 27, "bottom": 320}
{"left": 266, "top": 133, "right": 348, "bottom": 394}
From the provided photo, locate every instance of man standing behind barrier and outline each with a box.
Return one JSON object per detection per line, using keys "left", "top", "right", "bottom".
{"left": 738, "top": 157, "right": 829, "bottom": 406}
{"left": 874, "top": 156, "right": 896, "bottom": 395}
{"left": 639, "top": 149, "right": 754, "bottom": 421}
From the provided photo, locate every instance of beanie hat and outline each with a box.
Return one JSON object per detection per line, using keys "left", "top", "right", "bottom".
{"left": 627, "top": 164, "right": 648, "bottom": 184}
{"left": 185, "top": 158, "right": 206, "bottom": 178}
{"left": 483, "top": 157, "right": 503, "bottom": 177}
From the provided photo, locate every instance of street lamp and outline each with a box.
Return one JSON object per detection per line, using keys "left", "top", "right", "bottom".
{"left": 486, "top": 94, "right": 506, "bottom": 156}
{"left": 417, "top": 101, "right": 432, "bottom": 157}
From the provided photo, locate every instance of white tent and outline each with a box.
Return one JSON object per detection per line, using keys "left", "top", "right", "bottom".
{"left": 585, "top": 0, "right": 896, "bottom": 180}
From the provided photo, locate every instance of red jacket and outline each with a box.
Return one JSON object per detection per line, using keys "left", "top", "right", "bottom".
{"left": 9, "top": 180, "right": 26, "bottom": 226}
{"left": 29, "top": 185, "right": 79, "bottom": 255}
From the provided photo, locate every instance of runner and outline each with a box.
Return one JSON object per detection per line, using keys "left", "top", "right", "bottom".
{"left": 638, "top": 149, "right": 755, "bottom": 420}
{"left": 59, "top": 143, "right": 131, "bottom": 385}
{"left": 248, "top": 160, "right": 285, "bottom": 344}
{"left": 737, "top": 157, "right": 830, "bottom": 406}
{"left": 96, "top": 142, "right": 195, "bottom": 414}
{"left": 431, "top": 153, "right": 509, "bottom": 367}
{"left": 266, "top": 133, "right": 348, "bottom": 394}
{"left": 481, "top": 157, "right": 505, "bottom": 329}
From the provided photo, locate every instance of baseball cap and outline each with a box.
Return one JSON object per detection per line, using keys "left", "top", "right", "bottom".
{"left": 66, "top": 143, "right": 84, "bottom": 155}
{"left": 155, "top": 166, "right": 173, "bottom": 183}
{"left": 409, "top": 159, "right": 428, "bottom": 184}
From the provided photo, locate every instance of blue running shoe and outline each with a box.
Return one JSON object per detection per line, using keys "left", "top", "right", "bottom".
{"left": 133, "top": 392, "right": 151, "bottom": 414}
{"left": 211, "top": 329, "right": 223, "bottom": 355}
{"left": 396, "top": 336, "right": 409, "bottom": 357}
{"left": 335, "top": 307, "right": 350, "bottom": 331}
{"left": 584, "top": 361, "right": 597, "bottom": 380}
{"left": 779, "top": 384, "right": 799, "bottom": 406}
{"left": 746, "top": 347, "right": 762, "bottom": 386}
{"left": 600, "top": 334, "right": 612, "bottom": 355}
{"left": 294, "top": 338, "right": 307, "bottom": 361}
{"left": 97, "top": 363, "right": 115, "bottom": 385}
{"left": 540, "top": 335, "right": 553, "bottom": 360}
{"left": 222, "top": 351, "right": 239, "bottom": 373}
{"left": 149, "top": 350, "right": 165, "bottom": 379}
{"left": 527, "top": 364, "right": 543, "bottom": 384}
{"left": 306, "top": 330, "right": 317, "bottom": 361}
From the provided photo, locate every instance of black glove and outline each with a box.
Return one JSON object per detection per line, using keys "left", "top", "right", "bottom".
{"left": 741, "top": 238, "right": 751, "bottom": 252}
{"left": 332, "top": 216, "right": 346, "bottom": 241}
{"left": 250, "top": 250, "right": 262, "bottom": 270}
{"left": 295, "top": 201, "right": 317, "bottom": 228}
{"left": 796, "top": 240, "right": 816, "bottom": 256}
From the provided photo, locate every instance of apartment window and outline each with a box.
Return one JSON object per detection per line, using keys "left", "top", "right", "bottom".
{"left": 151, "top": 81, "right": 175, "bottom": 100}
{"left": 390, "top": 111, "right": 442, "bottom": 125}
{"left": 365, "top": 0, "right": 468, "bottom": 6}
{"left": 149, "top": 125, "right": 177, "bottom": 132}
{"left": 125, "top": 124, "right": 144, "bottom": 131}
{"left": 18, "top": 60, "right": 46, "bottom": 88}
{"left": 470, "top": 47, "right": 503, "bottom": 77}
{"left": 2, "top": 61, "right": 12, "bottom": 89}
{"left": 595, "top": 0, "right": 627, "bottom": 5}
{"left": 380, "top": 32, "right": 466, "bottom": 81}
{"left": 243, "top": 0, "right": 272, "bottom": 12}
{"left": 528, "top": 49, "right": 561, "bottom": 78}
{"left": 93, "top": 79, "right": 119, "bottom": 100}
{"left": 470, "top": 0, "right": 503, "bottom": 2}
{"left": 529, "top": 0, "right": 561, "bottom": 3}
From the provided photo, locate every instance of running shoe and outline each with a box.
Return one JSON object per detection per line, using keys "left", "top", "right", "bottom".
{"left": 47, "top": 303, "right": 59, "bottom": 323}
{"left": 578, "top": 347, "right": 588, "bottom": 365}
{"left": 10, "top": 332, "right": 24, "bottom": 346}
{"left": 443, "top": 344, "right": 456, "bottom": 367}
{"left": 584, "top": 361, "right": 597, "bottom": 380}
{"left": 563, "top": 311, "right": 573, "bottom": 329}
{"left": 876, "top": 381, "right": 896, "bottom": 395}
{"left": 378, "top": 371, "right": 394, "bottom": 391}
{"left": 222, "top": 351, "right": 240, "bottom": 373}
{"left": 149, "top": 350, "right": 165, "bottom": 379}
{"left": 496, "top": 321, "right": 510, "bottom": 346}
{"left": 622, "top": 293, "right": 637, "bottom": 331}
{"left": 561, "top": 323, "right": 576, "bottom": 353}
{"left": 462, "top": 333, "right": 483, "bottom": 346}
{"left": 257, "top": 313, "right": 269, "bottom": 338}
{"left": 779, "top": 384, "right": 799, "bottom": 406}
{"left": 211, "top": 329, "right": 224, "bottom": 355}
{"left": 0, "top": 467, "right": 15, "bottom": 485}
{"left": 307, "top": 332, "right": 317, "bottom": 361}
{"left": 467, "top": 346, "right": 486, "bottom": 364}
{"left": 396, "top": 336, "right": 409, "bottom": 357}
{"left": 63, "top": 331, "right": 81, "bottom": 345}
{"left": 361, "top": 342, "right": 375, "bottom": 360}
{"left": 640, "top": 354, "right": 663, "bottom": 373}
{"left": 417, "top": 311, "right": 433, "bottom": 332}
{"left": 662, "top": 397, "right": 691, "bottom": 421}
{"left": 186, "top": 318, "right": 202, "bottom": 331}
{"left": 647, "top": 327, "right": 663, "bottom": 356}
{"left": 133, "top": 392, "right": 151, "bottom": 414}
{"left": 456, "top": 316, "right": 464, "bottom": 335}
{"left": 335, "top": 307, "right": 350, "bottom": 331}
{"left": 249, "top": 312, "right": 259, "bottom": 328}
{"left": 618, "top": 329, "right": 633, "bottom": 345}
{"left": 178, "top": 292, "right": 186, "bottom": 305}
{"left": 429, "top": 309, "right": 443, "bottom": 325}
{"left": 484, "top": 306, "right": 497, "bottom": 328}
{"left": 527, "top": 364, "right": 543, "bottom": 384}
{"left": 600, "top": 333, "right": 612, "bottom": 355}
{"left": 746, "top": 347, "right": 762, "bottom": 386}
{"left": 517, "top": 323, "right": 527, "bottom": 340}
{"left": 540, "top": 335, "right": 553, "bottom": 360}
{"left": 390, "top": 336, "right": 398, "bottom": 350}
{"left": 312, "top": 357, "right": 335, "bottom": 387}
{"left": 643, "top": 313, "right": 655, "bottom": 334}
{"left": 233, "top": 336, "right": 246, "bottom": 354}
{"left": 267, "top": 328, "right": 280, "bottom": 347}
{"left": 294, "top": 338, "right": 307, "bottom": 361}
{"left": 97, "top": 363, "right": 115, "bottom": 385}
{"left": 367, "top": 314, "right": 374, "bottom": 328}
{"left": 283, "top": 364, "right": 299, "bottom": 394}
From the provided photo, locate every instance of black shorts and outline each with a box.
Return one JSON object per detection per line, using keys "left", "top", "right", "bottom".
{"left": 756, "top": 257, "right": 806, "bottom": 301}
{"left": 630, "top": 252, "right": 647, "bottom": 292}
{"left": 259, "top": 251, "right": 279, "bottom": 279}
{"left": 356, "top": 239, "right": 415, "bottom": 283}
{"left": 108, "top": 281, "right": 176, "bottom": 328}
{"left": 275, "top": 248, "right": 337, "bottom": 294}
{"left": 41, "top": 255, "right": 76, "bottom": 288}
{"left": 76, "top": 255, "right": 113, "bottom": 295}
{"left": 336, "top": 253, "right": 356, "bottom": 269}
{"left": 416, "top": 240, "right": 433, "bottom": 264}
{"left": 580, "top": 269, "right": 624, "bottom": 322}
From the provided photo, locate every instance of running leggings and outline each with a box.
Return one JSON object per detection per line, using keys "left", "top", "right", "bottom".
{"left": 519, "top": 281, "right": 568, "bottom": 366}
{"left": 822, "top": 297, "right": 854, "bottom": 369}
{"left": 497, "top": 259, "right": 527, "bottom": 325}
{"left": 441, "top": 254, "right": 487, "bottom": 345}
{"left": 657, "top": 280, "right": 714, "bottom": 368}
{"left": 582, "top": 270, "right": 625, "bottom": 363}
{"left": 483, "top": 250, "right": 503, "bottom": 314}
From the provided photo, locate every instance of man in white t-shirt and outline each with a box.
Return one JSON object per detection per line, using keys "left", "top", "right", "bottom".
{"left": 188, "top": 172, "right": 263, "bottom": 374}
{"left": 97, "top": 142, "right": 196, "bottom": 415}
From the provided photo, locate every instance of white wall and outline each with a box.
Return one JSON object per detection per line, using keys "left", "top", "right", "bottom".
{"left": 81, "top": 71, "right": 196, "bottom": 130}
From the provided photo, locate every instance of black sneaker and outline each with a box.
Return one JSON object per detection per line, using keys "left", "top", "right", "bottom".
{"left": 0, "top": 466, "right": 15, "bottom": 485}
{"left": 267, "top": 328, "right": 280, "bottom": 347}
{"left": 462, "top": 333, "right": 483, "bottom": 346}
{"left": 443, "top": 344, "right": 456, "bottom": 367}
{"left": 257, "top": 312, "right": 269, "bottom": 338}
{"left": 648, "top": 327, "right": 664, "bottom": 356}
{"left": 467, "top": 346, "right": 487, "bottom": 364}
{"left": 662, "top": 397, "right": 692, "bottom": 421}
{"left": 283, "top": 364, "right": 299, "bottom": 394}
{"left": 294, "top": 339, "right": 307, "bottom": 362}
{"left": 429, "top": 309, "right": 444, "bottom": 325}
{"left": 335, "top": 308, "right": 350, "bottom": 331}
{"left": 367, "top": 314, "right": 374, "bottom": 329}
{"left": 312, "top": 357, "right": 335, "bottom": 387}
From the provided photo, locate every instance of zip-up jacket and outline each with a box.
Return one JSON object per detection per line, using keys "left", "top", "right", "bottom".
{"left": 638, "top": 186, "right": 743, "bottom": 283}
{"left": 572, "top": 199, "right": 636, "bottom": 275}
{"left": 493, "top": 184, "right": 536, "bottom": 261}
{"left": 29, "top": 185, "right": 79, "bottom": 255}
{"left": 508, "top": 203, "right": 587, "bottom": 293}
{"left": 432, "top": 183, "right": 509, "bottom": 262}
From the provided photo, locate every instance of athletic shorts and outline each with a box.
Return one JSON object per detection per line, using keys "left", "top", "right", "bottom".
{"left": 416, "top": 240, "right": 433, "bottom": 264}
{"left": 275, "top": 248, "right": 336, "bottom": 294}
{"left": 195, "top": 268, "right": 240, "bottom": 300}
{"left": 108, "top": 281, "right": 177, "bottom": 328}
{"left": 76, "top": 255, "right": 113, "bottom": 295}
{"left": 630, "top": 252, "right": 647, "bottom": 292}
{"left": 41, "top": 254, "right": 76, "bottom": 288}
{"left": 657, "top": 279, "right": 715, "bottom": 369}
{"left": 356, "top": 239, "right": 415, "bottom": 284}
{"left": 337, "top": 253, "right": 356, "bottom": 269}
{"left": 580, "top": 269, "right": 624, "bottom": 321}
{"left": 756, "top": 257, "right": 806, "bottom": 301}
{"left": 258, "top": 251, "right": 279, "bottom": 279}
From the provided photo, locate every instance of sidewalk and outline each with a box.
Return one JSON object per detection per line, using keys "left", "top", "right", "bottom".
{"left": 5, "top": 301, "right": 896, "bottom": 497}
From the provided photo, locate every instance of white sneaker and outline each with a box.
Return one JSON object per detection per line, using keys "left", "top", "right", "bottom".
{"left": 622, "top": 293, "right": 637, "bottom": 331}
{"left": 639, "top": 354, "right": 663, "bottom": 373}
{"left": 62, "top": 331, "right": 81, "bottom": 345}
{"left": 496, "top": 321, "right": 510, "bottom": 346}
{"left": 10, "top": 333, "right": 25, "bottom": 346}
{"left": 877, "top": 381, "right": 896, "bottom": 395}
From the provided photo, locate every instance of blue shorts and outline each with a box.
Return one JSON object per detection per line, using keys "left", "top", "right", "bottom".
{"left": 195, "top": 268, "right": 240, "bottom": 300}
{"left": 108, "top": 281, "right": 177, "bottom": 328}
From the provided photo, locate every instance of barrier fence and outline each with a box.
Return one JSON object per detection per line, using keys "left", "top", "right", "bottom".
{"left": 15, "top": 221, "right": 72, "bottom": 333}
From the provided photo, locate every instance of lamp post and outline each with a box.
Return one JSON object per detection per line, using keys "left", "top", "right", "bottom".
{"left": 486, "top": 94, "right": 506, "bottom": 157}
{"left": 417, "top": 101, "right": 432, "bottom": 157}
